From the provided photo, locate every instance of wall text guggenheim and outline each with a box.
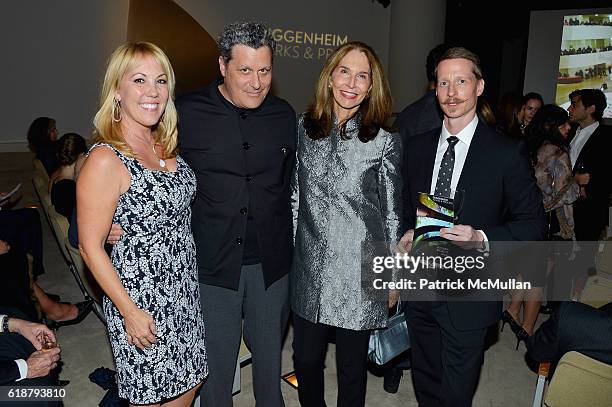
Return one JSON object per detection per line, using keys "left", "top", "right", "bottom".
{"left": 270, "top": 28, "right": 349, "bottom": 60}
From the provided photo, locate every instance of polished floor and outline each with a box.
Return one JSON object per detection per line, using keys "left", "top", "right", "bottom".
{"left": 2, "top": 152, "right": 542, "bottom": 406}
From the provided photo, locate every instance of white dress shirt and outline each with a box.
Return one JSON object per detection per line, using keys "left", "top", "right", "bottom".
{"left": 430, "top": 114, "right": 479, "bottom": 197}
{"left": 570, "top": 121, "right": 599, "bottom": 168}
{"left": 428, "top": 115, "right": 488, "bottom": 243}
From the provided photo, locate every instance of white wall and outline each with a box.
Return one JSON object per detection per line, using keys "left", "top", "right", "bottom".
{"left": 0, "top": 1, "right": 129, "bottom": 152}
{"left": 0, "top": 1, "right": 445, "bottom": 152}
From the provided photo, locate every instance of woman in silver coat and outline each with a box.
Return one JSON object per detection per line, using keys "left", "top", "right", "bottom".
{"left": 291, "top": 41, "right": 402, "bottom": 407}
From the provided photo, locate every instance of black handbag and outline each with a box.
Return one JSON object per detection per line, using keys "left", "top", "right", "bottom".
{"left": 367, "top": 303, "right": 411, "bottom": 365}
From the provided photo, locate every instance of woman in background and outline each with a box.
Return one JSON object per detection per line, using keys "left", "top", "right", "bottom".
{"left": 518, "top": 92, "right": 544, "bottom": 132}
{"left": 27, "top": 117, "right": 59, "bottom": 175}
{"left": 502, "top": 104, "right": 579, "bottom": 344}
{"left": 78, "top": 42, "right": 207, "bottom": 406}
{"left": 291, "top": 41, "right": 402, "bottom": 407}
{"left": 49, "top": 133, "right": 87, "bottom": 220}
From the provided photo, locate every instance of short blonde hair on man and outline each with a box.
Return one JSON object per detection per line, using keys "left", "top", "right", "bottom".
{"left": 93, "top": 42, "right": 177, "bottom": 158}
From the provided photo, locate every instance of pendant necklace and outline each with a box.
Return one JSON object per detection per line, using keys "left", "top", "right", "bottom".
{"left": 152, "top": 143, "right": 166, "bottom": 168}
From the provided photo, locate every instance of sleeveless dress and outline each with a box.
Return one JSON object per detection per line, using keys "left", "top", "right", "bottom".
{"left": 91, "top": 143, "right": 207, "bottom": 404}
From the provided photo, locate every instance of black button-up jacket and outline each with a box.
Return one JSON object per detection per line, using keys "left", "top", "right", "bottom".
{"left": 177, "top": 79, "right": 296, "bottom": 290}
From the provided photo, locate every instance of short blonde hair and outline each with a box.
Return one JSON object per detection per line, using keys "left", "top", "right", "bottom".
{"left": 93, "top": 42, "right": 177, "bottom": 158}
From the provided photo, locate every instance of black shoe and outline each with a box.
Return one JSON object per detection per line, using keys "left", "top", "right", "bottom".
{"left": 383, "top": 367, "right": 403, "bottom": 394}
{"left": 44, "top": 300, "right": 94, "bottom": 329}
{"left": 514, "top": 327, "right": 530, "bottom": 350}
{"left": 500, "top": 310, "right": 518, "bottom": 332}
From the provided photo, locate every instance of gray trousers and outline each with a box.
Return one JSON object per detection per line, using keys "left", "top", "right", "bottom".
{"left": 198, "top": 264, "right": 289, "bottom": 407}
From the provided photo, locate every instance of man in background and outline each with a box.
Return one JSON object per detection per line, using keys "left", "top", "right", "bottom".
{"left": 394, "top": 43, "right": 451, "bottom": 141}
{"left": 568, "top": 88, "right": 611, "bottom": 243}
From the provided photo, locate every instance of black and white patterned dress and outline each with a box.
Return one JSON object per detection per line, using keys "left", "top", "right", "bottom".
{"left": 92, "top": 143, "right": 207, "bottom": 404}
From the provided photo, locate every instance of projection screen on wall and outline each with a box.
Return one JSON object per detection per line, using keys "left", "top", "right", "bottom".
{"left": 556, "top": 13, "right": 612, "bottom": 118}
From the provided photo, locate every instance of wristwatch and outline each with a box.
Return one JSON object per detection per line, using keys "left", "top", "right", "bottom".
{"left": 2, "top": 316, "right": 9, "bottom": 333}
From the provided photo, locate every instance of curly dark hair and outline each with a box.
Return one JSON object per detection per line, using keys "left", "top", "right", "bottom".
{"left": 56, "top": 133, "right": 87, "bottom": 166}
{"left": 217, "top": 21, "right": 275, "bottom": 64}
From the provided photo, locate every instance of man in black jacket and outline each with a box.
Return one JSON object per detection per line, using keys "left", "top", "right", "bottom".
{"left": 568, "top": 88, "right": 611, "bottom": 243}
{"left": 177, "top": 21, "right": 295, "bottom": 407}
{"left": 0, "top": 310, "right": 61, "bottom": 407}
{"left": 400, "top": 47, "right": 545, "bottom": 406}
{"left": 394, "top": 43, "right": 450, "bottom": 141}
{"left": 568, "top": 89, "right": 612, "bottom": 297}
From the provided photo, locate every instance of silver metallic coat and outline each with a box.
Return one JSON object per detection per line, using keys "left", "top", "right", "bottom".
{"left": 290, "top": 114, "right": 403, "bottom": 330}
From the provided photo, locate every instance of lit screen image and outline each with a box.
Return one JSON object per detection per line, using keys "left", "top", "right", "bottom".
{"left": 556, "top": 14, "right": 612, "bottom": 118}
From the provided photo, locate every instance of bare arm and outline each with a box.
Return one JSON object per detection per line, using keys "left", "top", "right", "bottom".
{"left": 77, "top": 147, "right": 156, "bottom": 349}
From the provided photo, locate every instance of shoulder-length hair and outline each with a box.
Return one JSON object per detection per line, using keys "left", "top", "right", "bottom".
{"left": 525, "top": 104, "right": 569, "bottom": 163}
{"left": 304, "top": 41, "right": 392, "bottom": 142}
{"left": 93, "top": 42, "right": 178, "bottom": 158}
{"left": 27, "top": 117, "right": 54, "bottom": 152}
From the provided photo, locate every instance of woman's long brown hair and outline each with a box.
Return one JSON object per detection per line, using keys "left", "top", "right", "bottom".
{"left": 304, "top": 41, "right": 393, "bottom": 142}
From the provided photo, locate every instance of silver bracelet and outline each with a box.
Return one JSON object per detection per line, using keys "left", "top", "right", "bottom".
{"left": 0, "top": 315, "right": 5, "bottom": 333}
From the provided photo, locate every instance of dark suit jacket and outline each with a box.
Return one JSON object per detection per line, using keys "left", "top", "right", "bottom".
{"left": 0, "top": 308, "right": 36, "bottom": 385}
{"left": 527, "top": 301, "right": 612, "bottom": 364}
{"left": 394, "top": 90, "right": 443, "bottom": 140}
{"left": 572, "top": 124, "right": 612, "bottom": 240}
{"left": 177, "top": 80, "right": 296, "bottom": 290}
{"left": 403, "top": 120, "right": 546, "bottom": 330}
{"left": 0, "top": 360, "right": 20, "bottom": 385}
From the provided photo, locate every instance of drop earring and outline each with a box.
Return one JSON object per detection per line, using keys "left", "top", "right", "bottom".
{"left": 112, "top": 98, "right": 122, "bottom": 122}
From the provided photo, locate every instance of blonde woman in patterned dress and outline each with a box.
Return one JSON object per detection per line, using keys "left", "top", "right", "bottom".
{"left": 77, "top": 42, "right": 207, "bottom": 406}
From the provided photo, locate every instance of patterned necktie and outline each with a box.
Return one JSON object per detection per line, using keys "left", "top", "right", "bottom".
{"left": 434, "top": 136, "right": 459, "bottom": 198}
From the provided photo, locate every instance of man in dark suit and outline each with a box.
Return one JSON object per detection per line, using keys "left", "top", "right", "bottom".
{"left": 527, "top": 301, "right": 612, "bottom": 365}
{"left": 394, "top": 43, "right": 450, "bottom": 141}
{"left": 567, "top": 89, "right": 611, "bottom": 298}
{"left": 177, "top": 21, "right": 295, "bottom": 407}
{"left": 399, "top": 47, "right": 546, "bottom": 406}
{"left": 0, "top": 309, "right": 62, "bottom": 407}
{"left": 568, "top": 88, "right": 611, "bottom": 242}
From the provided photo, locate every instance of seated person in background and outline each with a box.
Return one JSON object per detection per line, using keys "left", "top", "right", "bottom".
{"left": 527, "top": 301, "right": 612, "bottom": 365}
{"left": 27, "top": 117, "right": 59, "bottom": 175}
{"left": 49, "top": 133, "right": 87, "bottom": 220}
{"left": 0, "top": 310, "right": 61, "bottom": 387}
{"left": 0, "top": 240, "right": 92, "bottom": 329}
{"left": 0, "top": 206, "right": 45, "bottom": 278}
